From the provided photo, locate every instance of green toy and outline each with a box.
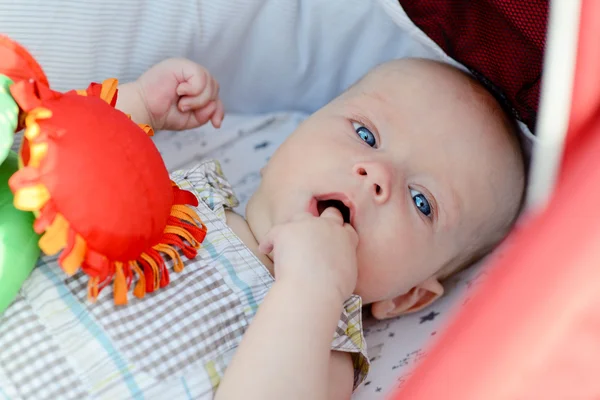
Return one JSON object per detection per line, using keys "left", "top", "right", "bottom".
{"left": 0, "top": 75, "right": 18, "bottom": 164}
{"left": 0, "top": 151, "right": 40, "bottom": 314}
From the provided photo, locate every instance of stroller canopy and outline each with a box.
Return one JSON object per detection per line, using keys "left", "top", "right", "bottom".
{"left": 400, "top": 0, "right": 549, "bottom": 133}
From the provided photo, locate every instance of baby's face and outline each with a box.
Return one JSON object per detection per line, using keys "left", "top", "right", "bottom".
{"left": 246, "top": 59, "right": 522, "bottom": 305}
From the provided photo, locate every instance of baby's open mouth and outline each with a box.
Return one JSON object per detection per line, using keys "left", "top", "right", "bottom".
{"left": 316, "top": 199, "right": 352, "bottom": 224}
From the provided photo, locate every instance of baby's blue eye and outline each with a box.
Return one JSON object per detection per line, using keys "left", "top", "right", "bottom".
{"left": 410, "top": 189, "right": 432, "bottom": 217}
{"left": 352, "top": 122, "right": 376, "bottom": 147}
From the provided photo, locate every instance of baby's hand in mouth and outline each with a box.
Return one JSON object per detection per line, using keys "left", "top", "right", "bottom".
{"left": 318, "top": 206, "right": 355, "bottom": 231}
{"left": 258, "top": 208, "right": 358, "bottom": 304}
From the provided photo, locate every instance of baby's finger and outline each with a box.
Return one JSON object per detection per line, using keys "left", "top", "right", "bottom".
{"left": 258, "top": 240, "right": 274, "bottom": 255}
{"left": 211, "top": 99, "right": 225, "bottom": 128}
{"left": 210, "top": 79, "right": 220, "bottom": 100}
{"left": 289, "top": 211, "right": 315, "bottom": 223}
{"left": 319, "top": 207, "right": 344, "bottom": 225}
{"left": 258, "top": 226, "right": 280, "bottom": 254}
{"left": 190, "top": 101, "right": 217, "bottom": 126}
{"left": 176, "top": 70, "right": 208, "bottom": 97}
{"left": 178, "top": 79, "right": 217, "bottom": 111}
{"left": 343, "top": 223, "right": 359, "bottom": 247}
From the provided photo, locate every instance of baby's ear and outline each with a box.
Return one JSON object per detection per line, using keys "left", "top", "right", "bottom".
{"left": 371, "top": 277, "right": 444, "bottom": 320}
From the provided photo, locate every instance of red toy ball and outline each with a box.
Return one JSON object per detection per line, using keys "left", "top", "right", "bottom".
{"left": 3, "top": 35, "right": 207, "bottom": 305}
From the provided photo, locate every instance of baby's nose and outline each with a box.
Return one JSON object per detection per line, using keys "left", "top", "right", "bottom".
{"left": 353, "top": 162, "right": 392, "bottom": 204}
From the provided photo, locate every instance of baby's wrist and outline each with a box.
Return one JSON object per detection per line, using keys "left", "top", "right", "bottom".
{"left": 115, "top": 80, "right": 156, "bottom": 129}
{"left": 274, "top": 276, "right": 347, "bottom": 311}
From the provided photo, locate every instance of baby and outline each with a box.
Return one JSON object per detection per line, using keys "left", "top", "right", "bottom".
{"left": 116, "top": 56, "right": 525, "bottom": 398}
{"left": 0, "top": 57, "right": 524, "bottom": 400}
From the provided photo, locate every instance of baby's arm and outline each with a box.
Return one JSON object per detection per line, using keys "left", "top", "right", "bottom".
{"left": 115, "top": 81, "right": 152, "bottom": 127}
{"left": 216, "top": 280, "right": 354, "bottom": 400}
{"left": 216, "top": 209, "right": 359, "bottom": 400}
{"left": 115, "top": 58, "right": 224, "bottom": 131}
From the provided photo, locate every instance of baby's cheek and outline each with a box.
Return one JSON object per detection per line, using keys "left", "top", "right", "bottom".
{"left": 354, "top": 249, "right": 396, "bottom": 302}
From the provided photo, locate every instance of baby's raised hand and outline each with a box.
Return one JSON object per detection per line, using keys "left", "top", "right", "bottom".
{"left": 136, "top": 58, "right": 224, "bottom": 131}
{"left": 259, "top": 208, "right": 359, "bottom": 304}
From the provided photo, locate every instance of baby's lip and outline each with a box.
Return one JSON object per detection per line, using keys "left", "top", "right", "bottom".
{"left": 308, "top": 193, "right": 356, "bottom": 227}
{"left": 307, "top": 197, "right": 319, "bottom": 217}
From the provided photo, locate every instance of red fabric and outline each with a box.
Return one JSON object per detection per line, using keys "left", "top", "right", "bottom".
{"left": 82, "top": 248, "right": 111, "bottom": 280}
{"left": 162, "top": 234, "right": 197, "bottom": 259}
{"left": 37, "top": 93, "right": 173, "bottom": 261}
{"left": 70, "top": 81, "right": 118, "bottom": 107}
{"left": 10, "top": 80, "right": 62, "bottom": 111}
{"left": 399, "top": 0, "right": 549, "bottom": 132}
{"left": 123, "top": 262, "right": 134, "bottom": 289}
{"left": 0, "top": 35, "right": 49, "bottom": 88}
{"left": 173, "top": 185, "right": 199, "bottom": 207}
{"left": 10, "top": 79, "right": 67, "bottom": 149}
{"left": 167, "top": 216, "right": 206, "bottom": 241}
{"left": 563, "top": 0, "right": 600, "bottom": 153}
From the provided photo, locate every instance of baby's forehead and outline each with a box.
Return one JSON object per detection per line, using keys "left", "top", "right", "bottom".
{"left": 356, "top": 60, "right": 507, "bottom": 130}
{"left": 372, "top": 61, "right": 506, "bottom": 118}
{"left": 362, "top": 59, "right": 470, "bottom": 88}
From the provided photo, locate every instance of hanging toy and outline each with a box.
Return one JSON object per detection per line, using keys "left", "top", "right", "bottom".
{"left": 0, "top": 35, "right": 207, "bottom": 309}
{"left": 0, "top": 75, "right": 18, "bottom": 163}
{"left": 0, "top": 151, "right": 40, "bottom": 313}
{"left": 0, "top": 36, "right": 48, "bottom": 314}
